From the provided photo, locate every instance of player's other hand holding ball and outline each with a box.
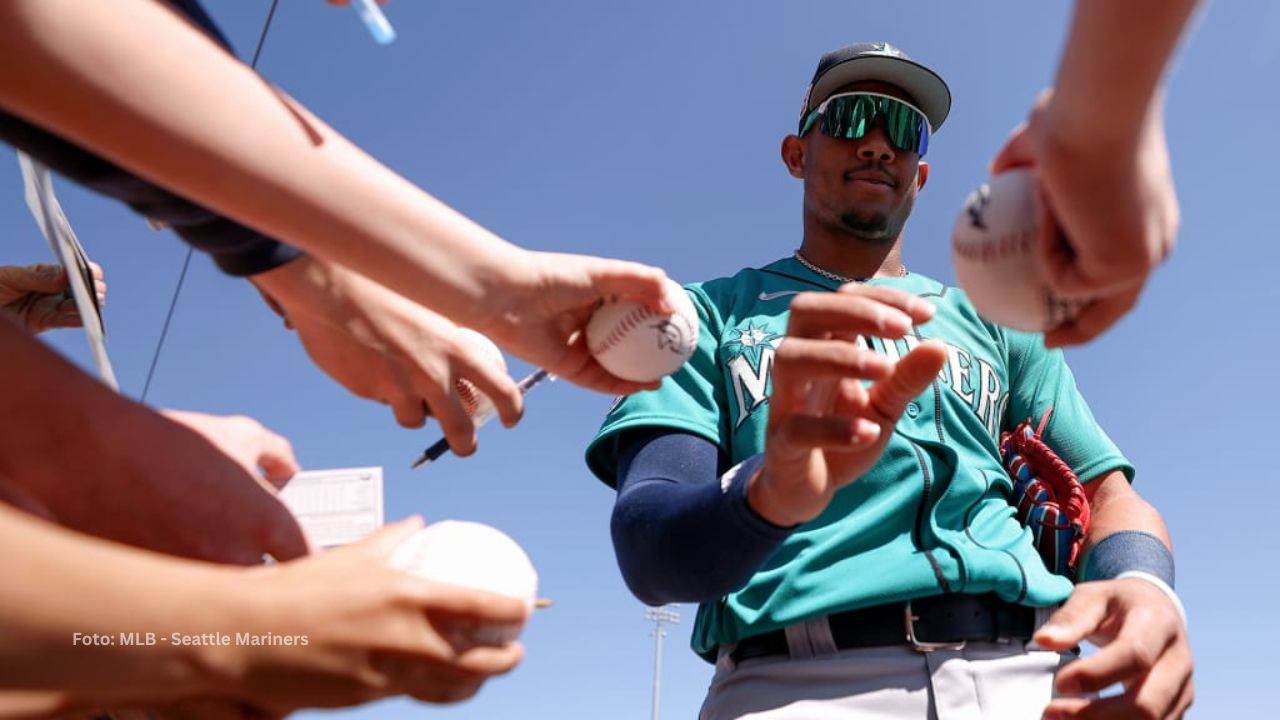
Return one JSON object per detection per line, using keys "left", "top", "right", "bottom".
{"left": 748, "top": 285, "right": 947, "bottom": 527}
{"left": 988, "top": 87, "right": 1179, "bottom": 347}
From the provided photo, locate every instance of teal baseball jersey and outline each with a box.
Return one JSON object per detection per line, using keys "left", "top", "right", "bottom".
{"left": 586, "top": 256, "right": 1134, "bottom": 658}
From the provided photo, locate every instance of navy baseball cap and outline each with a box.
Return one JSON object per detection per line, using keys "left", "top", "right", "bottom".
{"left": 799, "top": 42, "right": 952, "bottom": 134}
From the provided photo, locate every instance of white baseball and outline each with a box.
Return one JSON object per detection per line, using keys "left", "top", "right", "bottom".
{"left": 951, "top": 168, "right": 1086, "bottom": 332}
{"left": 454, "top": 328, "right": 506, "bottom": 418}
{"left": 586, "top": 278, "right": 699, "bottom": 383}
{"left": 388, "top": 520, "right": 537, "bottom": 645}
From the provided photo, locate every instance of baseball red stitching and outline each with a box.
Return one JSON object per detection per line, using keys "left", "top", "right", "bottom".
{"left": 590, "top": 305, "right": 656, "bottom": 357}
{"left": 455, "top": 379, "right": 478, "bottom": 412}
{"left": 952, "top": 229, "right": 1036, "bottom": 262}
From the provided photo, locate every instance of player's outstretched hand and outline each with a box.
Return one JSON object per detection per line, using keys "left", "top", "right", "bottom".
{"left": 748, "top": 284, "right": 947, "bottom": 527}
{"left": 219, "top": 517, "right": 529, "bottom": 713}
{"left": 1035, "top": 578, "right": 1193, "bottom": 720}
{"left": 253, "top": 256, "right": 523, "bottom": 456}
{"left": 474, "top": 250, "right": 675, "bottom": 396}
{"left": 991, "top": 88, "right": 1178, "bottom": 347}
{"left": 0, "top": 262, "right": 105, "bottom": 333}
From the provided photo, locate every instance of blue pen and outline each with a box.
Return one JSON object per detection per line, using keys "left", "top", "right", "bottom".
{"left": 351, "top": 0, "right": 396, "bottom": 45}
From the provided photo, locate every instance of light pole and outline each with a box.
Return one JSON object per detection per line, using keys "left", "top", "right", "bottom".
{"left": 644, "top": 605, "right": 680, "bottom": 720}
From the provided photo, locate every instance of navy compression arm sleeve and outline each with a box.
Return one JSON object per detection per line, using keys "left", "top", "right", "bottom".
{"left": 611, "top": 428, "right": 794, "bottom": 605}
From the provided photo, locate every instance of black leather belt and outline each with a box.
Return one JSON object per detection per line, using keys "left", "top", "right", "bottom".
{"left": 730, "top": 594, "right": 1038, "bottom": 663}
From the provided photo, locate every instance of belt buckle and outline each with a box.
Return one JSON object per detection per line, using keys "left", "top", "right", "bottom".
{"left": 904, "top": 599, "right": 967, "bottom": 652}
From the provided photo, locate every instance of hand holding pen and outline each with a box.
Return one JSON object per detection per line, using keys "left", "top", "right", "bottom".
{"left": 412, "top": 369, "right": 555, "bottom": 468}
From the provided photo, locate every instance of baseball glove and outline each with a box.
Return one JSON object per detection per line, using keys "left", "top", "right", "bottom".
{"left": 999, "top": 408, "right": 1091, "bottom": 578}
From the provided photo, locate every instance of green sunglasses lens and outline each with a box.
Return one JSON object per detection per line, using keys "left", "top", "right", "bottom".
{"left": 813, "top": 95, "right": 929, "bottom": 155}
{"left": 822, "top": 95, "right": 875, "bottom": 140}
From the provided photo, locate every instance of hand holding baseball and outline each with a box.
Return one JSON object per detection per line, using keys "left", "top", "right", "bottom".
{"left": 473, "top": 250, "right": 676, "bottom": 396}
{"left": 227, "top": 516, "right": 529, "bottom": 710}
{"left": 748, "top": 285, "right": 947, "bottom": 527}
{"left": 586, "top": 277, "right": 698, "bottom": 383}
{"left": 952, "top": 168, "right": 1087, "bottom": 333}
{"left": 389, "top": 520, "right": 538, "bottom": 646}
{"left": 989, "top": 87, "right": 1176, "bottom": 346}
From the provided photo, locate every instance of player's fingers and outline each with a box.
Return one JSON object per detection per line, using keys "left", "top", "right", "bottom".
{"left": 837, "top": 284, "right": 937, "bottom": 324}
{"left": 773, "top": 337, "right": 894, "bottom": 383}
{"left": 1054, "top": 623, "right": 1176, "bottom": 696}
{"left": 1170, "top": 669, "right": 1195, "bottom": 719}
{"left": 1041, "top": 686, "right": 1186, "bottom": 720}
{"left": 772, "top": 414, "right": 881, "bottom": 451}
{"left": 866, "top": 341, "right": 946, "bottom": 423}
{"left": 1124, "top": 642, "right": 1194, "bottom": 720}
{"left": 787, "top": 293, "right": 921, "bottom": 339}
{"left": 1040, "top": 695, "right": 1093, "bottom": 719}
{"left": 831, "top": 376, "right": 871, "bottom": 419}
{"left": 1035, "top": 584, "right": 1111, "bottom": 651}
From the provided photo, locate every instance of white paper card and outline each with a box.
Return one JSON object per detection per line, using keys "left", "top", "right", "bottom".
{"left": 279, "top": 466, "right": 384, "bottom": 548}
{"left": 18, "top": 153, "right": 118, "bottom": 390}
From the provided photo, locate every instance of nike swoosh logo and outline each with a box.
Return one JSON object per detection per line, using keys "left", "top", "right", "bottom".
{"left": 758, "top": 290, "right": 801, "bottom": 301}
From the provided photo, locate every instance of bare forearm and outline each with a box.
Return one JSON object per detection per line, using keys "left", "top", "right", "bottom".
{"left": 0, "top": 504, "right": 235, "bottom": 708}
{"left": 1052, "top": 0, "right": 1199, "bottom": 145}
{"left": 0, "top": 0, "right": 518, "bottom": 329}
{"left": 1084, "top": 471, "right": 1171, "bottom": 555}
{"left": 0, "top": 318, "right": 119, "bottom": 492}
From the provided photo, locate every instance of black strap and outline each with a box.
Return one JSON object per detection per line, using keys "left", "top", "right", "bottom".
{"left": 731, "top": 594, "right": 1037, "bottom": 664}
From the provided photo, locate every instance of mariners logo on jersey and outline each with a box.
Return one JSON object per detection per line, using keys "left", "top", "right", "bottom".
{"left": 724, "top": 323, "right": 783, "bottom": 429}
{"left": 722, "top": 321, "right": 1009, "bottom": 439}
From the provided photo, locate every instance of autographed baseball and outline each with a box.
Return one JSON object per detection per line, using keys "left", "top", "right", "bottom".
{"left": 454, "top": 328, "right": 506, "bottom": 418}
{"left": 951, "top": 168, "right": 1085, "bottom": 332}
{"left": 389, "top": 520, "right": 537, "bottom": 644}
{"left": 586, "top": 279, "right": 699, "bottom": 383}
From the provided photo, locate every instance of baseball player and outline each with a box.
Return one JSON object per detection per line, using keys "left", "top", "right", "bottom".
{"left": 587, "top": 43, "right": 1192, "bottom": 719}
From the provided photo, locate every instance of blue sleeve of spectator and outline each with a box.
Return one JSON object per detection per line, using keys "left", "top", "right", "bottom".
{"left": 0, "top": 0, "right": 302, "bottom": 277}
{"left": 611, "top": 428, "right": 794, "bottom": 606}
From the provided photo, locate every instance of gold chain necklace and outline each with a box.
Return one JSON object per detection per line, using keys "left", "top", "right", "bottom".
{"left": 793, "top": 250, "right": 906, "bottom": 283}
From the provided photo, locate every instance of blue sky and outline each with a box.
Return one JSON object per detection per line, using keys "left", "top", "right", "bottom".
{"left": 4, "top": 0, "right": 1275, "bottom": 716}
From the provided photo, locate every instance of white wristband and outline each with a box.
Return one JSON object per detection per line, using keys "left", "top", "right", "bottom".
{"left": 1114, "top": 570, "right": 1187, "bottom": 628}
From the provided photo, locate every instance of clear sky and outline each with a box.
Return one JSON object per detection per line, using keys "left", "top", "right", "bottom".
{"left": 4, "top": 0, "right": 1275, "bottom": 717}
